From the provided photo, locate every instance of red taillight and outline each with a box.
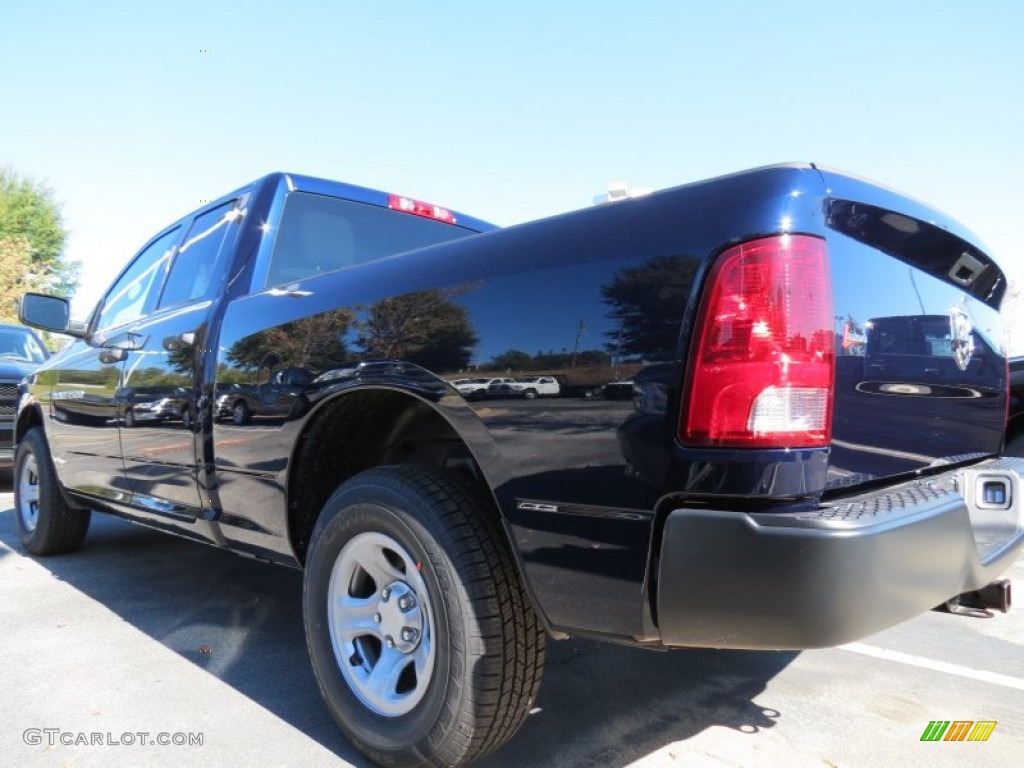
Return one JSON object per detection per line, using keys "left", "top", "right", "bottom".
{"left": 388, "top": 194, "right": 457, "bottom": 224}
{"left": 680, "top": 234, "right": 834, "bottom": 448}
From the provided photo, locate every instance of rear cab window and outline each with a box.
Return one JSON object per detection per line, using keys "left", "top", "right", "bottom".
{"left": 263, "top": 192, "right": 480, "bottom": 289}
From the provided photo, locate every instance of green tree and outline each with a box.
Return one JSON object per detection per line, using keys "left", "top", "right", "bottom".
{"left": 358, "top": 289, "right": 477, "bottom": 372}
{"left": 0, "top": 167, "right": 78, "bottom": 298}
{"left": 1, "top": 236, "right": 50, "bottom": 322}
{"left": 227, "top": 309, "right": 356, "bottom": 373}
{"left": 489, "top": 349, "right": 534, "bottom": 370}
{"left": 601, "top": 255, "right": 698, "bottom": 361}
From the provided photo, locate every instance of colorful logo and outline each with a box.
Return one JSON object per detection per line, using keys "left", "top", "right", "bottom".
{"left": 920, "top": 720, "right": 997, "bottom": 742}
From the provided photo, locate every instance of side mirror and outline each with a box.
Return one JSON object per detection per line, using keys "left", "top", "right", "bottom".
{"left": 19, "top": 293, "right": 79, "bottom": 335}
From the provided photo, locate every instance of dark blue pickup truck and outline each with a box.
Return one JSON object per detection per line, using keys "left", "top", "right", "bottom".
{"left": 14, "top": 165, "right": 1023, "bottom": 767}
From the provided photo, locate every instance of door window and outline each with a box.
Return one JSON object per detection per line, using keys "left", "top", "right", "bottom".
{"left": 158, "top": 201, "right": 237, "bottom": 308}
{"left": 95, "top": 228, "right": 180, "bottom": 331}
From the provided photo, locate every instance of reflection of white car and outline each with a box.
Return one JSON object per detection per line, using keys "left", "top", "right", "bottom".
{"left": 514, "top": 376, "right": 560, "bottom": 398}
{"left": 450, "top": 377, "right": 514, "bottom": 397}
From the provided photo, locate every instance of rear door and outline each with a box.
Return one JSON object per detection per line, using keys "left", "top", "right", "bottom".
{"left": 120, "top": 199, "right": 243, "bottom": 520}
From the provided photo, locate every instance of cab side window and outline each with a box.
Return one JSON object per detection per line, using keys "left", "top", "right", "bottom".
{"left": 95, "top": 228, "right": 180, "bottom": 331}
{"left": 158, "top": 201, "right": 237, "bottom": 308}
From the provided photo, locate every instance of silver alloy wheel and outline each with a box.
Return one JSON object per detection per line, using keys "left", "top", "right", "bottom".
{"left": 328, "top": 530, "right": 436, "bottom": 717}
{"left": 18, "top": 454, "right": 40, "bottom": 532}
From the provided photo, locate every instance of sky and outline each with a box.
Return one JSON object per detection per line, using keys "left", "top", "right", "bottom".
{"left": 3, "top": 1, "right": 1023, "bottom": 349}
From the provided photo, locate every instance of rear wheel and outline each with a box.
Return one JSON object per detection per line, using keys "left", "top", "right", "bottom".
{"left": 303, "top": 465, "right": 545, "bottom": 768}
{"left": 14, "top": 427, "right": 91, "bottom": 555}
{"left": 523, "top": 389, "right": 538, "bottom": 400}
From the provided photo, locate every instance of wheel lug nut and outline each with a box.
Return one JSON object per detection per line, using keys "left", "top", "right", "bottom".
{"left": 398, "top": 595, "right": 416, "bottom": 612}
{"left": 401, "top": 627, "right": 418, "bottom": 643}
{"left": 373, "top": 613, "right": 381, "bottom": 623}
{"left": 385, "top": 636, "right": 395, "bottom": 649}
{"left": 381, "top": 587, "right": 390, "bottom": 601}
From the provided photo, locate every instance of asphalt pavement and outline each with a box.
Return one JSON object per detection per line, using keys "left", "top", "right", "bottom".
{"left": 1, "top": 481, "right": 1021, "bottom": 768}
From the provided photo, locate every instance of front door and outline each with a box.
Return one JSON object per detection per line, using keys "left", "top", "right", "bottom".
{"left": 46, "top": 338, "right": 127, "bottom": 504}
{"left": 48, "top": 224, "right": 187, "bottom": 504}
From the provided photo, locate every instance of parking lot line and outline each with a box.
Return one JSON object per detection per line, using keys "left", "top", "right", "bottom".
{"left": 838, "top": 641, "right": 1024, "bottom": 691}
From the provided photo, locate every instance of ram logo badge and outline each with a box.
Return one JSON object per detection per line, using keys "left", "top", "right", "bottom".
{"left": 949, "top": 305, "right": 975, "bottom": 371}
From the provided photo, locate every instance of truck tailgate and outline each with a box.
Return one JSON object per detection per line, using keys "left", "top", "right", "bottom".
{"left": 819, "top": 168, "right": 1008, "bottom": 488}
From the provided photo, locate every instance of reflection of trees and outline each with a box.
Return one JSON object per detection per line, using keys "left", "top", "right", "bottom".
{"left": 223, "top": 291, "right": 477, "bottom": 378}
{"left": 216, "top": 362, "right": 251, "bottom": 384}
{"left": 228, "top": 309, "right": 355, "bottom": 372}
{"left": 128, "top": 366, "right": 190, "bottom": 387}
{"left": 66, "top": 366, "right": 120, "bottom": 388}
{"left": 166, "top": 321, "right": 207, "bottom": 375}
{"left": 489, "top": 348, "right": 611, "bottom": 371}
{"left": 601, "top": 255, "right": 697, "bottom": 361}
{"left": 490, "top": 349, "right": 534, "bottom": 370}
{"left": 357, "top": 289, "right": 477, "bottom": 372}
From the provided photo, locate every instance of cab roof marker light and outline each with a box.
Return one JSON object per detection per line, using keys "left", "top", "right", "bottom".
{"left": 388, "top": 194, "right": 457, "bottom": 224}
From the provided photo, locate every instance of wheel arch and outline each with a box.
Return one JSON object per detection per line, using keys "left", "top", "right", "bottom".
{"left": 14, "top": 402, "right": 90, "bottom": 517}
{"left": 284, "top": 386, "right": 551, "bottom": 628}
{"left": 15, "top": 401, "right": 44, "bottom": 445}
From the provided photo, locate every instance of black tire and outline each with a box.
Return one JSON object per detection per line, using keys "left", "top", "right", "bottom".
{"left": 232, "top": 400, "right": 251, "bottom": 426}
{"left": 124, "top": 408, "right": 136, "bottom": 428}
{"left": 523, "top": 389, "right": 538, "bottom": 400}
{"left": 1006, "top": 433, "right": 1024, "bottom": 458}
{"left": 14, "top": 427, "right": 91, "bottom": 555}
{"left": 303, "top": 465, "right": 545, "bottom": 768}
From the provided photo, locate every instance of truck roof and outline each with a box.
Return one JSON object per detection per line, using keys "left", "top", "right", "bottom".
{"left": 205, "top": 172, "right": 499, "bottom": 235}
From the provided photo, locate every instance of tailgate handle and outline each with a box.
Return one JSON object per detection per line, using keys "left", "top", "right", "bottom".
{"left": 949, "top": 252, "right": 986, "bottom": 287}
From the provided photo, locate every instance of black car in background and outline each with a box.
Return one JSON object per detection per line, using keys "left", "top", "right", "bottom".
{"left": 120, "top": 385, "right": 193, "bottom": 429}
{"left": 0, "top": 323, "right": 49, "bottom": 468}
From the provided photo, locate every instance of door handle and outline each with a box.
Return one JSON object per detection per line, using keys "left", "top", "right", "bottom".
{"left": 96, "top": 330, "right": 148, "bottom": 351}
